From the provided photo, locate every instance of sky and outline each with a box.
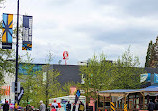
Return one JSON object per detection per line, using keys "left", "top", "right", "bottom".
{"left": 1, "top": 0, "right": 158, "bottom": 66}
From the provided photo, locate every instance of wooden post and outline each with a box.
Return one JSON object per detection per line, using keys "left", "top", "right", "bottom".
{"left": 140, "top": 92, "right": 145, "bottom": 109}
{"left": 117, "top": 100, "right": 119, "bottom": 109}
{"left": 128, "top": 94, "right": 129, "bottom": 110}
{"left": 124, "top": 94, "right": 126, "bottom": 104}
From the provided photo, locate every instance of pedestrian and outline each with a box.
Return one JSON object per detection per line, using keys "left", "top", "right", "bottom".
{"left": 66, "top": 101, "right": 71, "bottom": 111}
{"left": 155, "top": 99, "right": 158, "bottom": 110}
{"left": 148, "top": 99, "right": 155, "bottom": 111}
{"left": 52, "top": 100, "right": 58, "bottom": 111}
{"left": 72, "top": 103, "right": 76, "bottom": 111}
{"left": 51, "top": 106, "right": 56, "bottom": 111}
{"left": 26, "top": 102, "right": 33, "bottom": 111}
{"left": 3, "top": 101, "right": 9, "bottom": 111}
{"left": 39, "top": 100, "right": 46, "bottom": 111}
{"left": 78, "top": 101, "right": 84, "bottom": 111}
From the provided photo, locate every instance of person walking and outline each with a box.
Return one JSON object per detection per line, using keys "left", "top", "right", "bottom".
{"left": 26, "top": 102, "right": 33, "bottom": 111}
{"left": 39, "top": 100, "right": 46, "bottom": 111}
{"left": 66, "top": 101, "right": 71, "bottom": 111}
{"left": 155, "top": 99, "right": 158, "bottom": 110}
{"left": 148, "top": 99, "right": 155, "bottom": 111}
{"left": 72, "top": 103, "right": 76, "bottom": 111}
{"left": 78, "top": 101, "right": 84, "bottom": 111}
{"left": 3, "top": 101, "right": 9, "bottom": 111}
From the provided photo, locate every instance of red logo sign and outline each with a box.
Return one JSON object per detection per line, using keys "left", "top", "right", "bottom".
{"left": 63, "top": 51, "right": 69, "bottom": 60}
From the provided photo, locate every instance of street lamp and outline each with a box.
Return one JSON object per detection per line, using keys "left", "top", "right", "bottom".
{"left": 15, "top": 0, "right": 20, "bottom": 109}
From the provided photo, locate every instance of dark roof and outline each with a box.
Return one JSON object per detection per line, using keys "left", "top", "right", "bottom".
{"left": 19, "top": 63, "right": 158, "bottom": 86}
{"left": 144, "top": 67, "right": 158, "bottom": 74}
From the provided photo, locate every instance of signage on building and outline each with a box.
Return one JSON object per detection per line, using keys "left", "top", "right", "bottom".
{"left": 154, "top": 73, "right": 158, "bottom": 83}
{"left": 18, "top": 87, "right": 24, "bottom": 104}
{"left": 140, "top": 73, "right": 151, "bottom": 83}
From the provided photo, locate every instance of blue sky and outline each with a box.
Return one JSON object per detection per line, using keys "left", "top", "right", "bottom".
{"left": 1, "top": 0, "right": 158, "bottom": 66}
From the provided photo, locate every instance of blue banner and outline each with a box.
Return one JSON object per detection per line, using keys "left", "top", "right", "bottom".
{"left": 2, "top": 13, "right": 13, "bottom": 49}
{"left": 154, "top": 73, "right": 158, "bottom": 83}
{"left": 22, "top": 15, "right": 33, "bottom": 50}
{"left": 140, "top": 73, "right": 151, "bottom": 83}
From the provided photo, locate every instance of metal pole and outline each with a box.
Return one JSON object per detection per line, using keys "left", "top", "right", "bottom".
{"left": 15, "top": 0, "right": 19, "bottom": 107}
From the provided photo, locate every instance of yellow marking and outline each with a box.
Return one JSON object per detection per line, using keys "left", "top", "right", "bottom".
{"left": 8, "top": 14, "right": 13, "bottom": 28}
{"left": 2, "top": 28, "right": 6, "bottom": 42}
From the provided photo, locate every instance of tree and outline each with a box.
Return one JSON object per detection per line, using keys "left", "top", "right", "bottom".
{"left": 80, "top": 53, "right": 117, "bottom": 100}
{"left": 145, "top": 41, "right": 153, "bottom": 67}
{"left": 113, "top": 47, "right": 146, "bottom": 89}
{"left": 80, "top": 47, "right": 146, "bottom": 100}
{"left": 33, "top": 53, "right": 61, "bottom": 109}
{"left": 18, "top": 53, "right": 35, "bottom": 106}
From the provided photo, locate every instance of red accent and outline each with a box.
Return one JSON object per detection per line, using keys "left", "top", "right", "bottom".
{"left": 63, "top": 51, "right": 69, "bottom": 60}
{"left": 57, "top": 103, "right": 61, "bottom": 108}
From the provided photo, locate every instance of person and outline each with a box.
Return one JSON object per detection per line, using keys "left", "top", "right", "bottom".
{"left": 51, "top": 106, "right": 56, "bottom": 111}
{"left": 66, "top": 101, "right": 71, "bottom": 111}
{"left": 155, "top": 99, "right": 158, "bottom": 110}
{"left": 52, "top": 100, "right": 58, "bottom": 110}
{"left": 3, "top": 101, "right": 9, "bottom": 111}
{"left": 39, "top": 100, "right": 46, "bottom": 111}
{"left": 26, "top": 102, "right": 33, "bottom": 111}
{"left": 148, "top": 99, "right": 155, "bottom": 111}
{"left": 72, "top": 103, "right": 76, "bottom": 111}
{"left": 78, "top": 101, "right": 84, "bottom": 111}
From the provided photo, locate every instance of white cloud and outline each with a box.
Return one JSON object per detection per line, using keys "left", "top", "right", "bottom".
{"left": 1, "top": 0, "right": 158, "bottom": 66}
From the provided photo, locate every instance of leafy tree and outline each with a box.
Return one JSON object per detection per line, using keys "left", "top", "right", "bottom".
{"left": 80, "top": 53, "right": 117, "bottom": 100}
{"left": 0, "top": 49, "right": 14, "bottom": 84}
{"left": 113, "top": 47, "right": 146, "bottom": 89}
{"left": 18, "top": 53, "right": 35, "bottom": 106}
{"left": 33, "top": 53, "right": 61, "bottom": 109}
{"left": 145, "top": 41, "right": 153, "bottom": 67}
{"left": 80, "top": 47, "right": 146, "bottom": 100}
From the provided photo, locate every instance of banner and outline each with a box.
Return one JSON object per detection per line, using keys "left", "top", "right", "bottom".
{"left": 22, "top": 15, "right": 33, "bottom": 50}
{"left": 154, "top": 73, "right": 158, "bottom": 83}
{"left": 2, "top": 13, "right": 13, "bottom": 49}
{"left": 140, "top": 73, "right": 151, "bottom": 83}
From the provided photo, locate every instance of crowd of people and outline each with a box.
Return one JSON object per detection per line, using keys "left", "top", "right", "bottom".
{"left": 1, "top": 99, "right": 85, "bottom": 111}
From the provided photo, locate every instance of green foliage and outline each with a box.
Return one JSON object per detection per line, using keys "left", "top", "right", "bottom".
{"left": 32, "top": 53, "right": 61, "bottom": 108}
{"left": 80, "top": 53, "right": 117, "bottom": 99}
{"left": 18, "top": 53, "right": 35, "bottom": 106}
{"left": 19, "top": 52, "right": 62, "bottom": 108}
{"left": 62, "top": 81, "right": 79, "bottom": 96}
{"left": 80, "top": 47, "right": 146, "bottom": 100}
{"left": 145, "top": 41, "right": 153, "bottom": 67}
{"left": 0, "top": 48, "right": 15, "bottom": 85}
{"left": 113, "top": 47, "right": 145, "bottom": 89}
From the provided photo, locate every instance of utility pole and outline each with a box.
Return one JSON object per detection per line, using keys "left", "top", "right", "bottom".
{"left": 15, "top": 0, "right": 19, "bottom": 108}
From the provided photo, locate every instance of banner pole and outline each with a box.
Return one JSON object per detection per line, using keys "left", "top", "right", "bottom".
{"left": 15, "top": 0, "right": 19, "bottom": 108}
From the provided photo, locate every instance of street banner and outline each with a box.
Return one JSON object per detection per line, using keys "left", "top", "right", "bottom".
{"left": 22, "top": 15, "right": 33, "bottom": 50}
{"left": 140, "top": 73, "right": 151, "bottom": 83}
{"left": 154, "top": 73, "right": 158, "bottom": 83}
{"left": 75, "top": 90, "right": 80, "bottom": 105}
{"left": 2, "top": 13, "right": 13, "bottom": 49}
{"left": 18, "top": 87, "right": 24, "bottom": 104}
